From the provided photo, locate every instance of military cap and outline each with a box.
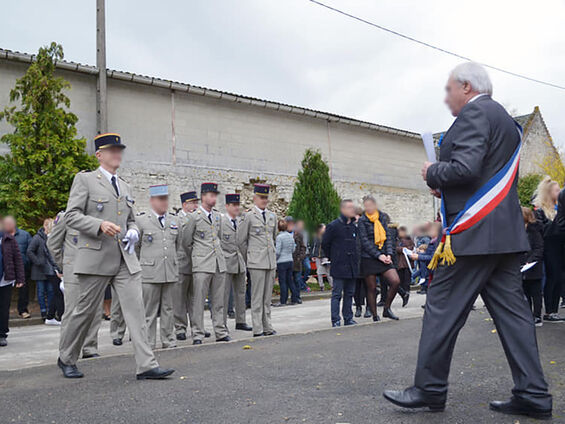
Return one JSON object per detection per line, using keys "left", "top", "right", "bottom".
{"left": 201, "top": 182, "right": 220, "bottom": 194}
{"left": 149, "top": 184, "right": 169, "bottom": 197}
{"left": 180, "top": 191, "right": 198, "bottom": 204}
{"left": 94, "top": 133, "right": 126, "bottom": 151}
{"left": 254, "top": 184, "right": 270, "bottom": 196}
{"left": 225, "top": 193, "right": 240, "bottom": 204}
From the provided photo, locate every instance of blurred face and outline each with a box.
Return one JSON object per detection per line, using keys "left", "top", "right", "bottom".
{"left": 182, "top": 199, "right": 199, "bottom": 213}
{"left": 286, "top": 221, "right": 295, "bottom": 232}
{"left": 398, "top": 229, "right": 407, "bottom": 239}
{"left": 341, "top": 201, "right": 356, "bottom": 219}
{"left": 96, "top": 146, "right": 124, "bottom": 171}
{"left": 226, "top": 203, "right": 241, "bottom": 217}
{"left": 318, "top": 225, "right": 326, "bottom": 236}
{"left": 254, "top": 194, "right": 268, "bottom": 210}
{"left": 201, "top": 192, "right": 218, "bottom": 209}
{"left": 550, "top": 183, "right": 561, "bottom": 203}
{"left": 295, "top": 220, "right": 304, "bottom": 232}
{"left": 3, "top": 216, "right": 16, "bottom": 234}
{"left": 363, "top": 199, "right": 377, "bottom": 215}
{"left": 150, "top": 195, "right": 169, "bottom": 215}
{"left": 444, "top": 77, "right": 475, "bottom": 117}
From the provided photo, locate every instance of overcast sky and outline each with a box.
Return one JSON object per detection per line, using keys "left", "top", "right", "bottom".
{"left": 2, "top": 0, "right": 564, "bottom": 148}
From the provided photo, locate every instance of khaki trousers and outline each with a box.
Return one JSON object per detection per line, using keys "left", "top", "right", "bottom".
{"left": 224, "top": 272, "right": 247, "bottom": 327}
{"left": 62, "top": 281, "right": 102, "bottom": 356}
{"left": 248, "top": 268, "right": 275, "bottom": 335}
{"left": 59, "top": 261, "right": 158, "bottom": 374}
{"left": 192, "top": 269, "right": 228, "bottom": 341}
{"left": 142, "top": 282, "right": 177, "bottom": 349}
{"left": 110, "top": 285, "right": 126, "bottom": 341}
{"left": 173, "top": 273, "right": 193, "bottom": 336}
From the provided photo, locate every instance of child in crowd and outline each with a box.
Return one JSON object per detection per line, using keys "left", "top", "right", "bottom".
{"left": 521, "top": 207, "right": 544, "bottom": 326}
{"left": 410, "top": 222, "right": 441, "bottom": 294}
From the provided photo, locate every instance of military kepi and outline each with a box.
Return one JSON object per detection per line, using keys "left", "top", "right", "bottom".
{"left": 149, "top": 184, "right": 169, "bottom": 197}
{"left": 254, "top": 184, "right": 270, "bottom": 197}
{"left": 225, "top": 193, "right": 240, "bottom": 204}
{"left": 201, "top": 182, "right": 219, "bottom": 194}
{"left": 180, "top": 191, "right": 198, "bottom": 204}
{"left": 94, "top": 133, "right": 126, "bottom": 151}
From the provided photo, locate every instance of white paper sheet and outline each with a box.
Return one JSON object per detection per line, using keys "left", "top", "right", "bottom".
{"left": 421, "top": 132, "right": 437, "bottom": 163}
{"left": 402, "top": 247, "right": 414, "bottom": 273}
{"left": 520, "top": 262, "right": 537, "bottom": 273}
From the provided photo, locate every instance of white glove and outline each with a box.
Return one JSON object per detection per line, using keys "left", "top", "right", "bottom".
{"left": 122, "top": 229, "right": 139, "bottom": 255}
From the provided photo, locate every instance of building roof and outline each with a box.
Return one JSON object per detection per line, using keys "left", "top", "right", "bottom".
{"left": 0, "top": 47, "right": 422, "bottom": 140}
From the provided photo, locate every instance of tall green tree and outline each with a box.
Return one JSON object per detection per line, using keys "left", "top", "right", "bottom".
{"left": 0, "top": 42, "right": 97, "bottom": 232}
{"left": 518, "top": 174, "right": 543, "bottom": 207}
{"left": 288, "top": 148, "right": 341, "bottom": 235}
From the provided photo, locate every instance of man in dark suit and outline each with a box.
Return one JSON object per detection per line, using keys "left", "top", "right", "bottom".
{"left": 383, "top": 62, "right": 552, "bottom": 419}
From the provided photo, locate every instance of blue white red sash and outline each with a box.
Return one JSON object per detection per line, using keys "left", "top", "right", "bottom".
{"left": 429, "top": 121, "right": 523, "bottom": 269}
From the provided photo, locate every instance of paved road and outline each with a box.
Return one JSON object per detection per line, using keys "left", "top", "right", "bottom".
{"left": 1, "top": 305, "right": 563, "bottom": 424}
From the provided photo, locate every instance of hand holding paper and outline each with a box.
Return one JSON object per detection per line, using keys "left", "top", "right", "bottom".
{"left": 421, "top": 132, "right": 437, "bottom": 163}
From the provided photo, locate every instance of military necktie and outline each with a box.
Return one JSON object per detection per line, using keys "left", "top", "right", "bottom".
{"left": 262, "top": 211, "right": 266, "bottom": 223}
{"left": 110, "top": 176, "right": 119, "bottom": 197}
{"left": 158, "top": 216, "right": 164, "bottom": 227}
{"left": 232, "top": 218, "right": 237, "bottom": 230}
{"left": 208, "top": 213, "right": 212, "bottom": 224}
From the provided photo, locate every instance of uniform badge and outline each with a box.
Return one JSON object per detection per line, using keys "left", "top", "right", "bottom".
{"left": 255, "top": 227, "right": 262, "bottom": 234}
{"left": 199, "top": 231, "right": 206, "bottom": 239}
{"left": 147, "top": 235, "right": 153, "bottom": 243}
{"left": 170, "top": 223, "right": 178, "bottom": 230}
{"left": 72, "top": 236, "right": 78, "bottom": 244}
{"left": 223, "top": 234, "right": 230, "bottom": 241}
{"left": 96, "top": 203, "right": 104, "bottom": 212}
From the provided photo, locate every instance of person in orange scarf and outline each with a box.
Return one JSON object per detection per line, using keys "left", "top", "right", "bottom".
{"left": 357, "top": 195, "right": 407, "bottom": 321}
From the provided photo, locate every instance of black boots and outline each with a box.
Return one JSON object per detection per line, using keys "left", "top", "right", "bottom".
{"left": 355, "top": 306, "right": 362, "bottom": 317}
{"left": 383, "top": 307, "right": 399, "bottom": 320}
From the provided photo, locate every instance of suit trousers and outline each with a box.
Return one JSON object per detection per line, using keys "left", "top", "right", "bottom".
{"left": 173, "top": 273, "right": 194, "bottom": 336}
{"left": 248, "top": 268, "right": 275, "bottom": 335}
{"left": 59, "top": 261, "right": 158, "bottom": 374}
{"left": 142, "top": 282, "right": 177, "bottom": 349}
{"left": 192, "top": 269, "right": 228, "bottom": 341}
{"left": 62, "top": 281, "right": 101, "bottom": 356}
{"left": 414, "top": 254, "right": 551, "bottom": 409}
{"left": 224, "top": 272, "right": 247, "bottom": 327}
{"left": 110, "top": 285, "right": 126, "bottom": 341}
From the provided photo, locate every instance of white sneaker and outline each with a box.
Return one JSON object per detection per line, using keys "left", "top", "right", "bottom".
{"left": 45, "top": 318, "right": 61, "bottom": 326}
{"left": 534, "top": 317, "right": 543, "bottom": 327}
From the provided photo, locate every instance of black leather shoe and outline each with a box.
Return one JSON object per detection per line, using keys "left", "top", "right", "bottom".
{"left": 383, "top": 307, "right": 399, "bottom": 320}
{"left": 57, "top": 358, "right": 84, "bottom": 378}
{"left": 82, "top": 353, "right": 100, "bottom": 359}
{"left": 204, "top": 331, "right": 211, "bottom": 338}
{"left": 192, "top": 340, "right": 202, "bottom": 345}
{"left": 263, "top": 330, "right": 277, "bottom": 336}
{"left": 489, "top": 398, "right": 552, "bottom": 420}
{"left": 377, "top": 300, "right": 385, "bottom": 307}
{"left": 364, "top": 308, "right": 372, "bottom": 318}
{"left": 373, "top": 314, "right": 380, "bottom": 322}
{"left": 401, "top": 291, "right": 410, "bottom": 307}
{"left": 235, "top": 323, "right": 252, "bottom": 331}
{"left": 355, "top": 306, "right": 362, "bottom": 317}
{"left": 216, "top": 336, "right": 232, "bottom": 342}
{"left": 295, "top": 299, "right": 303, "bottom": 304}
{"left": 253, "top": 333, "right": 263, "bottom": 337}
{"left": 112, "top": 338, "right": 123, "bottom": 346}
{"left": 176, "top": 333, "right": 187, "bottom": 341}
{"left": 383, "top": 386, "right": 445, "bottom": 412}
{"left": 344, "top": 319, "right": 357, "bottom": 326}
{"left": 136, "top": 367, "right": 175, "bottom": 380}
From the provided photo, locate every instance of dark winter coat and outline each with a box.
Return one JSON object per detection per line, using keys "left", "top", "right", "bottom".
{"left": 321, "top": 215, "right": 360, "bottom": 279}
{"left": 521, "top": 222, "right": 544, "bottom": 280}
{"left": 1, "top": 232, "right": 25, "bottom": 284}
{"left": 27, "top": 227, "right": 58, "bottom": 281}
{"left": 292, "top": 231, "right": 307, "bottom": 272}
{"left": 396, "top": 236, "right": 415, "bottom": 270}
{"left": 358, "top": 211, "right": 394, "bottom": 259}
{"left": 13, "top": 228, "right": 32, "bottom": 270}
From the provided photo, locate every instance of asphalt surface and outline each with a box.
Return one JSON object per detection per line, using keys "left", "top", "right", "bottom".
{"left": 1, "top": 310, "right": 563, "bottom": 424}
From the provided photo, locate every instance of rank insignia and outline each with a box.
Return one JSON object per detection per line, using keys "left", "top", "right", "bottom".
{"left": 96, "top": 203, "right": 104, "bottom": 212}
{"left": 170, "top": 223, "right": 178, "bottom": 230}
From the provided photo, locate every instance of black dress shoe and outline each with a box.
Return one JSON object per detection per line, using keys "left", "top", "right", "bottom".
{"left": 176, "top": 333, "right": 187, "bottom": 341}
{"left": 204, "top": 331, "right": 211, "bottom": 338}
{"left": 489, "top": 398, "right": 552, "bottom": 420}
{"left": 377, "top": 300, "right": 385, "bottom": 307}
{"left": 253, "top": 333, "right": 264, "bottom": 337}
{"left": 364, "top": 308, "right": 372, "bottom": 318}
{"left": 355, "top": 306, "right": 362, "bottom": 318}
{"left": 373, "top": 314, "right": 380, "bottom": 322}
{"left": 295, "top": 299, "right": 303, "bottom": 304}
{"left": 383, "top": 386, "right": 445, "bottom": 412}
{"left": 136, "top": 367, "right": 175, "bottom": 380}
{"left": 401, "top": 291, "right": 410, "bottom": 307}
{"left": 112, "top": 338, "right": 123, "bottom": 346}
{"left": 263, "top": 330, "right": 277, "bottom": 336}
{"left": 82, "top": 353, "right": 100, "bottom": 359}
{"left": 57, "top": 358, "right": 84, "bottom": 378}
{"left": 383, "top": 307, "right": 399, "bottom": 320}
{"left": 216, "top": 336, "right": 232, "bottom": 342}
{"left": 235, "top": 323, "right": 252, "bottom": 331}
{"left": 192, "top": 340, "right": 202, "bottom": 345}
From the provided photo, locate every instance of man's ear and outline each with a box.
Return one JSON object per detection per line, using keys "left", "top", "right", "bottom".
{"left": 462, "top": 81, "right": 473, "bottom": 95}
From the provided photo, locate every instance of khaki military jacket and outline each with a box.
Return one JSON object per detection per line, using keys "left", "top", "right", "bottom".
{"left": 220, "top": 214, "right": 246, "bottom": 275}
{"left": 181, "top": 207, "right": 226, "bottom": 274}
{"left": 65, "top": 168, "right": 141, "bottom": 276}
{"left": 136, "top": 212, "right": 180, "bottom": 283}
{"left": 46, "top": 211, "right": 80, "bottom": 284}
{"left": 176, "top": 211, "right": 193, "bottom": 275}
{"left": 237, "top": 207, "right": 277, "bottom": 270}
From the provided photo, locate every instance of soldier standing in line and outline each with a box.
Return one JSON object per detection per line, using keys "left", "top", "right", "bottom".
{"left": 221, "top": 193, "right": 252, "bottom": 332}
{"left": 47, "top": 211, "right": 101, "bottom": 359}
{"left": 237, "top": 184, "right": 277, "bottom": 338}
{"left": 57, "top": 133, "right": 173, "bottom": 380}
{"left": 181, "top": 183, "right": 230, "bottom": 345}
{"left": 137, "top": 184, "right": 179, "bottom": 349}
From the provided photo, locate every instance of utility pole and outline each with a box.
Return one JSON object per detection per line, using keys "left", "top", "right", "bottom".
{"left": 96, "top": 0, "right": 108, "bottom": 135}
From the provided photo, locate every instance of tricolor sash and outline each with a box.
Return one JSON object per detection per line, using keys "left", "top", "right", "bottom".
{"left": 428, "top": 121, "right": 523, "bottom": 270}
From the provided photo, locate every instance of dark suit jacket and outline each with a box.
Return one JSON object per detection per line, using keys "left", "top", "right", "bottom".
{"left": 427, "top": 95, "right": 529, "bottom": 256}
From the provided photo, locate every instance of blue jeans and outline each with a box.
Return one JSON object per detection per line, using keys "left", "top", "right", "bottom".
{"left": 294, "top": 271, "right": 306, "bottom": 295}
{"left": 278, "top": 261, "right": 298, "bottom": 304}
{"left": 301, "top": 257, "right": 311, "bottom": 290}
{"left": 36, "top": 280, "right": 54, "bottom": 316}
{"left": 331, "top": 278, "right": 356, "bottom": 324}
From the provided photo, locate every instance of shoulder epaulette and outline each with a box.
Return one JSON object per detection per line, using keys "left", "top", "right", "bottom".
{"left": 136, "top": 211, "right": 146, "bottom": 216}
{"left": 118, "top": 176, "right": 129, "bottom": 183}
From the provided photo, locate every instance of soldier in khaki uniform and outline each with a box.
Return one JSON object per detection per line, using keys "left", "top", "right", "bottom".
{"left": 47, "top": 211, "right": 101, "bottom": 359}
{"left": 137, "top": 184, "right": 179, "bottom": 349}
{"left": 57, "top": 133, "right": 173, "bottom": 380}
{"left": 237, "top": 184, "right": 277, "bottom": 337}
{"left": 221, "top": 193, "right": 251, "bottom": 331}
{"left": 181, "top": 182, "right": 230, "bottom": 345}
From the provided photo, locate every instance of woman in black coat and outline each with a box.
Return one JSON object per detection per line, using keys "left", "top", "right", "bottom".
{"left": 358, "top": 195, "right": 406, "bottom": 321}
{"left": 521, "top": 207, "right": 545, "bottom": 326}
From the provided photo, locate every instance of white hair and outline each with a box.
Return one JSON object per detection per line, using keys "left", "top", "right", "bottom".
{"left": 450, "top": 62, "right": 493, "bottom": 96}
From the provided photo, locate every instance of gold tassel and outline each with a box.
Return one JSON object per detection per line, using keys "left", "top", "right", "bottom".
{"left": 440, "top": 234, "right": 456, "bottom": 266}
{"left": 427, "top": 240, "right": 445, "bottom": 270}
